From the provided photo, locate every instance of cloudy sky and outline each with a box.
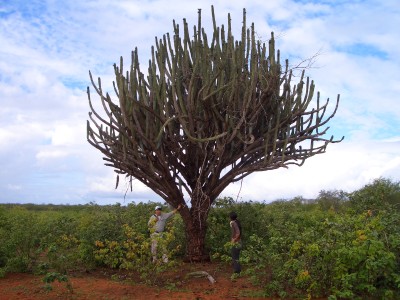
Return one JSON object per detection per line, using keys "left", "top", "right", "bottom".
{"left": 1, "top": 0, "right": 399, "bottom": 205}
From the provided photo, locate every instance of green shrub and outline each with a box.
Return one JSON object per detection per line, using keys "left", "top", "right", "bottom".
{"left": 0, "top": 207, "right": 47, "bottom": 273}
{"left": 94, "top": 224, "right": 181, "bottom": 284}
{"left": 349, "top": 178, "right": 400, "bottom": 213}
{"left": 1, "top": 178, "right": 399, "bottom": 299}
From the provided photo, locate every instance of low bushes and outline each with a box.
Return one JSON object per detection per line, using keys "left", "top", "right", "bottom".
{"left": 0, "top": 178, "right": 399, "bottom": 299}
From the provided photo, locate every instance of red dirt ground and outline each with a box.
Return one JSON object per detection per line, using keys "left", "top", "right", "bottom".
{"left": 0, "top": 262, "right": 274, "bottom": 300}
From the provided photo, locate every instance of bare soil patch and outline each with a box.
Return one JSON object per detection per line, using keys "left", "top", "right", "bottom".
{"left": 0, "top": 261, "right": 274, "bottom": 299}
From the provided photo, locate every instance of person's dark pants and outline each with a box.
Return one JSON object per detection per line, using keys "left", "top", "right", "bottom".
{"left": 231, "top": 244, "right": 242, "bottom": 273}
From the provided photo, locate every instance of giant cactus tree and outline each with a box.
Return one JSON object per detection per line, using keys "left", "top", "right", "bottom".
{"left": 87, "top": 6, "right": 343, "bottom": 261}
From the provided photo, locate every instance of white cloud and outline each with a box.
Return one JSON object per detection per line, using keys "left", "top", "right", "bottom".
{"left": 36, "top": 149, "right": 69, "bottom": 160}
{"left": 50, "top": 123, "right": 85, "bottom": 147}
{"left": 6, "top": 184, "right": 22, "bottom": 191}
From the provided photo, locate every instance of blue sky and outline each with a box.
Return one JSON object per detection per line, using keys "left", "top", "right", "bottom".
{"left": 0, "top": 0, "right": 399, "bottom": 205}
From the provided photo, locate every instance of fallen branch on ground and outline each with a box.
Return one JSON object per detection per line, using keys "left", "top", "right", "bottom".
{"left": 185, "top": 271, "right": 216, "bottom": 284}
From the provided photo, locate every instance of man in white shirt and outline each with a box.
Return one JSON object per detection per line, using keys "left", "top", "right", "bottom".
{"left": 148, "top": 204, "right": 182, "bottom": 263}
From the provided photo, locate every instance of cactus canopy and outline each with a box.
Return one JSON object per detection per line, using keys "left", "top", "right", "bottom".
{"left": 87, "top": 6, "right": 343, "bottom": 261}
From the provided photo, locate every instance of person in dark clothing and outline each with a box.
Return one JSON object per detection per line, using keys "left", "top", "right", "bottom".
{"left": 229, "top": 211, "right": 242, "bottom": 274}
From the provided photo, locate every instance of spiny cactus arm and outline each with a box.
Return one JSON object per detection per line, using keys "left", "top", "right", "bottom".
{"left": 88, "top": 74, "right": 181, "bottom": 200}
{"left": 152, "top": 14, "right": 229, "bottom": 145}
{"left": 209, "top": 141, "right": 329, "bottom": 199}
{"left": 86, "top": 89, "right": 124, "bottom": 142}
{"left": 203, "top": 90, "right": 343, "bottom": 195}
{"left": 112, "top": 49, "right": 188, "bottom": 185}
{"left": 88, "top": 71, "right": 120, "bottom": 128}
{"left": 114, "top": 54, "right": 177, "bottom": 153}
{"left": 94, "top": 128, "right": 187, "bottom": 202}
{"left": 235, "top": 105, "right": 339, "bottom": 162}
{"left": 104, "top": 159, "right": 181, "bottom": 201}
{"left": 212, "top": 131, "right": 334, "bottom": 183}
